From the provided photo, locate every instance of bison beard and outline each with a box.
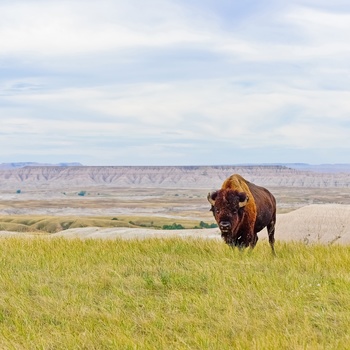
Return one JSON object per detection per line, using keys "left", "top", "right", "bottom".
{"left": 207, "top": 174, "right": 276, "bottom": 254}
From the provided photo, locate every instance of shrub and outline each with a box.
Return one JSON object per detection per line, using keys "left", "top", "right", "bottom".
{"left": 199, "top": 221, "right": 218, "bottom": 229}
{"left": 162, "top": 223, "right": 185, "bottom": 230}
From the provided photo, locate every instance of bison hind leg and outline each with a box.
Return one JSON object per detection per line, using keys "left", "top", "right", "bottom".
{"left": 267, "top": 220, "right": 276, "bottom": 255}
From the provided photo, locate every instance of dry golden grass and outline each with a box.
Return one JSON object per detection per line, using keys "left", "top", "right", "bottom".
{"left": 0, "top": 238, "right": 349, "bottom": 349}
{"left": 0, "top": 215, "right": 214, "bottom": 233}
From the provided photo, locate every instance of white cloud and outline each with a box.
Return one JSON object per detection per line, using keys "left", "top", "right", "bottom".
{"left": 1, "top": 1, "right": 350, "bottom": 164}
{"left": 2, "top": 1, "right": 350, "bottom": 63}
{"left": 3, "top": 78, "right": 350, "bottom": 150}
{"left": 0, "top": 0, "right": 212, "bottom": 57}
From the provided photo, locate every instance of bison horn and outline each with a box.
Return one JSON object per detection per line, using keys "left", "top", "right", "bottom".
{"left": 239, "top": 194, "right": 249, "bottom": 208}
{"left": 207, "top": 192, "right": 216, "bottom": 206}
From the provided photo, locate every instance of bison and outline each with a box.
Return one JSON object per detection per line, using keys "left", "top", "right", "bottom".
{"left": 207, "top": 174, "right": 276, "bottom": 253}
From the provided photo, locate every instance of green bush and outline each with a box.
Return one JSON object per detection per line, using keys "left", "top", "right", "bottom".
{"left": 162, "top": 223, "right": 185, "bottom": 230}
{"left": 199, "top": 221, "right": 218, "bottom": 228}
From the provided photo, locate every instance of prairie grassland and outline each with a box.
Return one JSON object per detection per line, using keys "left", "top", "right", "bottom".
{"left": 0, "top": 215, "right": 213, "bottom": 233}
{"left": 0, "top": 238, "right": 349, "bottom": 349}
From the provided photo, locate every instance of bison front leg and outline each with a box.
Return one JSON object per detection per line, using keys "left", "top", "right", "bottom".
{"left": 249, "top": 233, "right": 258, "bottom": 249}
{"left": 241, "top": 221, "right": 258, "bottom": 249}
{"left": 236, "top": 230, "right": 257, "bottom": 250}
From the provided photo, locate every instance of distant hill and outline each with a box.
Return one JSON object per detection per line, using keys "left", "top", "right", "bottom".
{"left": 2, "top": 162, "right": 350, "bottom": 173}
{"left": 0, "top": 165, "right": 349, "bottom": 189}
{"left": 283, "top": 163, "right": 350, "bottom": 173}
{"left": 236, "top": 163, "right": 350, "bottom": 173}
{"left": 0, "top": 162, "right": 83, "bottom": 170}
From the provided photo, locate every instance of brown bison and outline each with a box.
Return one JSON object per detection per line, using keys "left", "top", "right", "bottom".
{"left": 207, "top": 174, "right": 276, "bottom": 253}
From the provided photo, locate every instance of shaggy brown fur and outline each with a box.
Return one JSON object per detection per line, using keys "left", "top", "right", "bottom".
{"left": 208, "top": 174, "right": 276, "bottom": 253}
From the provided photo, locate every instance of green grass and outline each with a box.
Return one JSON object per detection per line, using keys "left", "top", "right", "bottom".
{"left": 0, "top": 215, "right": 216, "bottom": 233}
{"left": 0, "top": 238, "right": 349, "bottom": 349}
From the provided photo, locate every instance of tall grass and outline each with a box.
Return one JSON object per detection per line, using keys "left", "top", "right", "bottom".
{"left": 0, "top": 238, "right": 349, "bottom": 349}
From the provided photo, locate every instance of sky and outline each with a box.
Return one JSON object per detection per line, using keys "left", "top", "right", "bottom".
{"left": 1, "top": 0, "right": 350, "bottom": 166}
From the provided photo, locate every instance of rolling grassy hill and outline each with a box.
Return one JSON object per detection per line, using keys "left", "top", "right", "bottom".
{"left": 0, "top": 215, "right": 214, "bottom": 233}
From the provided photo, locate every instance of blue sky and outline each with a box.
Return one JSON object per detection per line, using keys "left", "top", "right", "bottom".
{"left": 1, "top": 0, "right": 350, "bottom": 166}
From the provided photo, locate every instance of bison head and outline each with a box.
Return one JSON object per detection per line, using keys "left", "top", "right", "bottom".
{"left": 207, "top": 189, "right": 249, "bottom": 245}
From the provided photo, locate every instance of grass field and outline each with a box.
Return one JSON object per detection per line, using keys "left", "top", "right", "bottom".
{"left": 0, "top": 238, "right": 349, "bottom": 349}
{"left": 0, "top": 215, "right": 216, "bottom": 233}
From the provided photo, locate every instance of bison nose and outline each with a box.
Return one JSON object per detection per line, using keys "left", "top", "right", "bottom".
{"left": 219, "top": 221, "right": 231, "bottom": 231}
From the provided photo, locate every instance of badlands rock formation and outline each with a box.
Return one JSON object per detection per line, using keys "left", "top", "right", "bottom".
{"left": 1, "top": 165, "right": 350, "bottom": 244}
{"left": 1, "top": 165, "right": 350, "bottom": 189}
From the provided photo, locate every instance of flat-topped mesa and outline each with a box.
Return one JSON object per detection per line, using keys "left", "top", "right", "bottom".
{"left": 0, "top": 165, "right": 349, "bottom": 189}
